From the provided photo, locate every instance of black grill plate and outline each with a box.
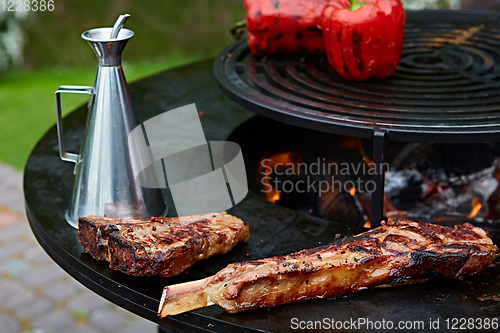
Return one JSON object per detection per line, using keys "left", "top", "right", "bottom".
{"left": 214, "top": 10, "right": 500, "bottom": 143}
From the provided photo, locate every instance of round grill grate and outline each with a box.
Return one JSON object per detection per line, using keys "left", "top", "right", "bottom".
{"left": 214, "top": 10, "right": 500, "bottom": 143}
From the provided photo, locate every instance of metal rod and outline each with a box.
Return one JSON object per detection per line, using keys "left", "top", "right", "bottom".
{"left": 370, "top": 131, "right": 387, "bottom": 228}
{"left": 110, "top": 14, "right": 130, "bottom": 39}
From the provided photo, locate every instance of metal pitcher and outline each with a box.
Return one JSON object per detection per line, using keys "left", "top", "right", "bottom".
{"left": 55, "top": 15, "right": 166, "bottom": 228}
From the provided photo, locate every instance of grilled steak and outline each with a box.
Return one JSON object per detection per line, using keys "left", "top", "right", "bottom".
{"left": 158, "top": 220, "right": 498, "bottom": 316}
{"left": 78, "top": 216, "right": 126, "bottom": 261}
{"left": 78, "top": 213, "right": 250, "bottom": 277}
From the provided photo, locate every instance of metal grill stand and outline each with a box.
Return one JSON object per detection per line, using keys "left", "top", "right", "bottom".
{"left": 214, "top": 10, "right": 500, "bottom": 227}
{"left": 371, "top": 131, "right": 387, "bottom": 226}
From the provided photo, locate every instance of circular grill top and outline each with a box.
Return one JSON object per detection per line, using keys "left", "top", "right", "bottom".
{"left": 214, "top": 10, "right": 500, "bottom": 143}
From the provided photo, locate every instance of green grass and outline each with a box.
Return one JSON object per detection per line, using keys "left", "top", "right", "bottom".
{"left": 0, "top": 57, "right": 199, "bottom": 170}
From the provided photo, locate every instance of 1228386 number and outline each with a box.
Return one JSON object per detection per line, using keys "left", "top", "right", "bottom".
{"left": 1, "top": 0, "right": 55, "bottom": 11}
{"left": 446, "top": 318, "right": 498, "bottom": 330}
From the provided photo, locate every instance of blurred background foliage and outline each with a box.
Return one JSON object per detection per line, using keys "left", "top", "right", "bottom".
{"left": 22, "top": 0, "right": 245, "bottom": 68}
{"left": 0, "top": 0, "right": 499, "bottom": 170}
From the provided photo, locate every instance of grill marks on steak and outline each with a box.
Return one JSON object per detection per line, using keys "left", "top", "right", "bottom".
{"left": 78, "top": 217, "right": 123, "bottom": 261}
{"left": 78, "top": 213, "right": 250, "bottom": 277}
{"left": 158, "top": 220, "right": 499, "bottom": 316}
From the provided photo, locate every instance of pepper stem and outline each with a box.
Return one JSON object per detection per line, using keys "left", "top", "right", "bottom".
{"left": 349, "top": 0, "right": 365, "bottom": 11}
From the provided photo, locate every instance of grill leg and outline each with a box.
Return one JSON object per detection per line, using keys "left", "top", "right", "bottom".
{"left": 370, "top": 131, "right": 387, "bottom": 228}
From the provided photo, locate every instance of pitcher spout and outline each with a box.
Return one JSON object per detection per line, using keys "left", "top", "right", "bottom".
{"left": 81, "top": 27, "right": 134, "bottom": 67}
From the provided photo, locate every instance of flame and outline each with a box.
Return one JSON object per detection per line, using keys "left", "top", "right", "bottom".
{"left": 349, "top": 187, "right": 356, "bottom": 196}
{"left": 269, "top": 192, "right": 281, "bottom": 203}
{"left": 357, "top": 138, "right": 374, "bottom": 171}
{"left": 467, "top": 197, "right": 482, "bottom": 218}
{"left": 363, "top": 221, "right": 371, "bottom": 228}
{"left": 258, "top": 152, "right": 300, "bottom": 203}
{"left": 339, "top": 137, "right": 358, "bottom": 150}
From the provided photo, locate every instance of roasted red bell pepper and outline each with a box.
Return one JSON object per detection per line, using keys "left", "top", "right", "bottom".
{"left": 245, "top": 0, "right": 329, "bottom": 55}
{"left": 322, "top": 0, "right": 406, "bottom": 80}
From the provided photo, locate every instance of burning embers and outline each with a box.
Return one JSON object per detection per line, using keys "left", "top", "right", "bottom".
{"left": 384, "top": 143, "right": 499, "bottom": 224}
{"left": 256, "top": 139, "right": 500, "bottom": 228}
{"left": 258, "top": 146, "right": 385, "bottom": 219}
{"left": 384, "top": 165, "right": 497, "bottom": 223}
{"left": 258, "top": 152, "right": 302, "bottom": 203}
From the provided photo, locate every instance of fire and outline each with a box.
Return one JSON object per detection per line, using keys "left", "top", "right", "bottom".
{"left": 357, "top": 138, "right": 374, "bottom": 171}
{"left": 467, "top": 197, "right": 482, "bottom": 219}
{"left": 258, "top": 152, "right": 301, "bottom": 203}
{"left": 269, "top": 192, "right": 281, "bottom": 203}
{"left": 363, "top": 221, "right": 371, "bottom": 228}
{"left": 339, "top": 137, "right": 358, "bottom": 150}
{"left": 349, "top": 187, "right": 356, "bottom": 196}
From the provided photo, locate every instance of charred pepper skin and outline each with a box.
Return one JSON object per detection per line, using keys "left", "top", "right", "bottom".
{"left": 322, "top": 0, "right": 406, "bottom": 80}
{"left": 245, "top": 0, "right": 329, "bottom": 56}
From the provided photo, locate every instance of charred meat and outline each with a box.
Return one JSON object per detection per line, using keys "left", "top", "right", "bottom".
{"left": 78, "top": 213, "right": 250, "bottom": 277}
{"left": 158, "top": 220, "right": 498, "bottom": 316}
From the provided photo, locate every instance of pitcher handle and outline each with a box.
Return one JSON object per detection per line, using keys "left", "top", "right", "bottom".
{"left": 55, "top": 86, "right": 95, "bottom": 164}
